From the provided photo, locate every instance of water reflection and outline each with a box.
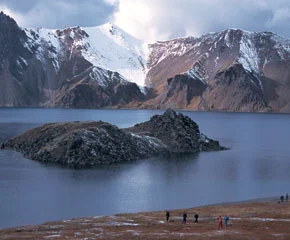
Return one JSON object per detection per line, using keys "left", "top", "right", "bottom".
{"left": 1, "top": 109, "right": 290, "bottom": 228}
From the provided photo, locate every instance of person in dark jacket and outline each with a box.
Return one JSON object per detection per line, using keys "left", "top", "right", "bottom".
{"left": 286, "top": 193, "right": 289, "bottom": 202}
{"left": 280, "top": 195, "right": 285, "bottom": 203}
{"left": 166, "top": 211, "right": 170, "bottom": 222}
{"left": 182, "top": 212, "right": 187, "bottom": 224}
{"left": 194, "top": 213, "right": 199, "bottom": 223}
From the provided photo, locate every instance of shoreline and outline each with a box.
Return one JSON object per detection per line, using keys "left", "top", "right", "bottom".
{"left": 198, "top": 196, "right": 279, "bottom": 207}
{"left": 0, "top": 196, "right": 279, "bottom": 229}
{"left": 1, "top": 196, "right": 289, "bottom": 239}
{"left": 0, "top": 196, "right": 280, "bottom": 229}
{"left": 1, "top": 106, "right": 290, "bottom": 115}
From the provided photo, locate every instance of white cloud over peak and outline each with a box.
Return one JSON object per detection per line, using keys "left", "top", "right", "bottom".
{"left": 0, "top": 0, "right": 290, "bottom": 40}
{"left": 1, "top": 0, "right": 117, "bottom": 29}
{"left": 114, "top": 0, "right": 290, "bottom": 40}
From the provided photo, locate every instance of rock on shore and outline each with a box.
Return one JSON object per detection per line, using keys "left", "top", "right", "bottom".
{"left": 1, "top": 109, "right": 227, "bottom": 167}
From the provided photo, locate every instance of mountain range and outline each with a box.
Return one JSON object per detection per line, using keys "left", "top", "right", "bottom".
{"left": 1, "top": 12, "right": 290, "bottom": 112}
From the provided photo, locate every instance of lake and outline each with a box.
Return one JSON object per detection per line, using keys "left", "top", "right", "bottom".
{"left": 0, "top": 108, "right": 290, "bottom": 229}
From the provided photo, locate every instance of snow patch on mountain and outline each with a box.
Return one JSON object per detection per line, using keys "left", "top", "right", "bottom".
{"left": 90, "top": 67, "right": 111, "bottom": 87}
{"left": 24, "top": 28, "right": 64, "bottom": 72}
{"left": 186, "top": 68, "right": 207, "bottom": 84}
{"left": 79, "top": 23, "right": 147, "bottom": 86}
{"left": 238, "top": 32, "right": 260, "bottom": 74}
{"left": 224, "top": 30, "right": 233, "bottom": 48}
{"left": 89, "top": 67, "right": 128, "bottom": 88}
{"left": 142, "top": 42, "right": 152, "bottom": 61}
{"left": 271, "top": 34, "right": 290, "bottom": 60}
{"left": 147, "top": 38, "right": 196, "bottom": 70}
{"left": 19, "top": 56, "right": 28, "bottom": 67}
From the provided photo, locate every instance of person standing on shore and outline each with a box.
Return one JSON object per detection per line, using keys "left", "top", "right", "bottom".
{"left": 224, "top": 216, "right": 229, "bottom": 227}
{"left": 286, "top": 193, "right": 289, "bottom": 202}
{"left": 218, "top": 216, "right": 223, "bottom": 229}
{"left": 166, "top": 211, "right": 170, "bottom": 222}
{"left": 194, "top": 213, "right": 199, "bottom": 223}
{"left": 280, "top": 195, "right": 285, "bottom": 203}
{"left": 182, "top": 212, "right": 187, "bottom": 224}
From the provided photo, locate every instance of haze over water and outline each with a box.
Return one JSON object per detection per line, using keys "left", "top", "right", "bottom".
{"left": 0, "top": 108, "right": 290, "bottom": 229}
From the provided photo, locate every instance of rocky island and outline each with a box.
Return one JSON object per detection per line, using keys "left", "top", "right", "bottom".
{"left": 0, "top": 109, "right": 227, "bottom": 167}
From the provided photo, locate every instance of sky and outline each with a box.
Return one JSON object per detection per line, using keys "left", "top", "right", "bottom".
{"left": 1, "top": 0, "right": 290, "bottom": 41}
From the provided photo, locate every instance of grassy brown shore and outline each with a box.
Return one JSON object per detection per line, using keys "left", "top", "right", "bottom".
{"left": 1, "top": 197, "right": 290, "bottom": 240}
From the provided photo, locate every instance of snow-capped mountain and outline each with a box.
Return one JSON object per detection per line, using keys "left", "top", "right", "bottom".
{"left": 0, "top": 12, "right": 146, "bottom": 108}
{"left": 23, "top": 22, "right": 147, "bottom": 85}
{"left": 1, "top": 11, "right": 290, "bottom": 112}
{"left": 145, "top": 29, "right": 290, "bottom": 112}
{"left": 146, "top": 29, "right": 290, "bottom": 87}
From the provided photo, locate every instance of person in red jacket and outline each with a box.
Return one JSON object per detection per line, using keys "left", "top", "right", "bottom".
{"left": 218, "top": 216, "right": 223, "bottom": 229}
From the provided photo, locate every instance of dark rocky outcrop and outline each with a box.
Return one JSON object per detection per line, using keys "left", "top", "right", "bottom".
{"left": 1, "top": 121, "right": 167, "bottom": 167}
{"left": 201, "top": 64, "right": 271, "bottom": 112}
{"left": 126, "top": 109, "right": 224, "bottom": 152}
{"left": 156, "top": 73, "right": 207, "bottom": 109}
{"left": 1, "top": 110, "right": 227, "bottom": 167}
{"left": 0, "top": 12, "right": 37, "bottom": 106}
{"left": 53, "top": 67, "right": 146, "bottom": 109}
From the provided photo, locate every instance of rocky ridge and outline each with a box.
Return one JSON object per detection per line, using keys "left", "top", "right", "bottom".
{"left": 144, "top": 29, "right": 290, "bottom": 112}
{"left": 1, "top": 12, "right": 290, "bottom": 112}
{"left": 126, "top": 109, "right": 222, "bottom": 152}
{"left": 1, "top": 109, "right": 226, "bottom": 167}
{"left": 0, "top": 12, "right": 147, "bottom": 108}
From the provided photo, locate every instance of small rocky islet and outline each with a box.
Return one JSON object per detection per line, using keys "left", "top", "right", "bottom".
{"left": 0, "top": 109, "right": 227, "bottom": 167}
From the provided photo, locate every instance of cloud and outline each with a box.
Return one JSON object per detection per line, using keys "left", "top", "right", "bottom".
{"left": 1, "top": 0, "right": 290, "bottom": 41}
{"left": 114, "top": 0, "right": 290, "bottom": 41}
{"left": 266, "top": 7, "right": 290, "bottom": 35}
{"left": 0, "top": 0, "right": 118, "bottom": 29}
{"left": 0, "top": 4, "right": 24, "bottom": 24}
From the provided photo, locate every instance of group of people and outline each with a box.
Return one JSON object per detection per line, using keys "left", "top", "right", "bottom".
{"left": 165, "top": 211, "right": 230, "bottom": 227}
{"left": 166, "top": 211, "right": 196, "bottom": 224}
{"left": 164, "top": 194, "right": 289, "bottom": 228}
{"left": 280, "top": 193, "right": 289, "bottom": 203}
{"left": 180, "top": 212, "right": 199, "bottom": 224}
{"left": 218, "top": 215, "right": 230, "bottom": 228}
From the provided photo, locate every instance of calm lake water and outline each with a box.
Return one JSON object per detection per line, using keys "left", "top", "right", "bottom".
{"left": 1, "top": 108, "right": 290, "bottom": 229}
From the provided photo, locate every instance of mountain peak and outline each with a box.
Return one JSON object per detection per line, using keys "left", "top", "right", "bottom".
{"left": 200, "top": 28, "right": 281, "bottom": 41}
{"left": 0, "top": 11, "right": 28, "bottom": 57}
{"left": 0, "top": 11, "right": 19, "bottom": 28}
{"left": 98, "top": 22, "right": 122, "bottom": 36}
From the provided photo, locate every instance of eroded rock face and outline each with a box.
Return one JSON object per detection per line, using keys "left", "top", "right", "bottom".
{"left": 53, "top": 67, "right": 146, "bottom": 109}
{"left": 1, "top": 11, "right": 290, "bottom": 112}
{"left": 1, "top": 121, "right": 166, "bottom": 167}
{"left": 144, "top": 29, "right": 290, "bottom": 112}
{"left": 201, "top": 64, "right": 271, "bottom": 112}
{"left": 1, "top": 110, "right": 226, "bottom": 167}
{"left": 127, "top": 109, "right": 225, "bottom": 152}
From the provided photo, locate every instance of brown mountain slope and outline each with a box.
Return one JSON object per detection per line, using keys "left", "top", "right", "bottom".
{"left": 1, "top": 11, "right": 290, "bottom": 112}
{"left": 144, "top": 29, "right": 290, "bottom": 112}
